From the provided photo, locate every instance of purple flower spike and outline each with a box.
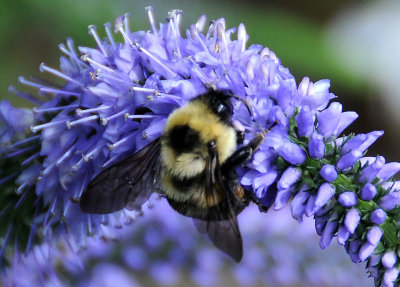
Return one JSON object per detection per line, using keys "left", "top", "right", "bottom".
{"left": 367, "top": 226, "right": 383, "bottom": 246}
{"left": 319, "top": 164, "right": 338, "bottom": 182}
{"left": 277, "top": 167, "right": 301, "bottom": 190}
{"left": 295, "top": 107, "right": 314, "bottom": 137}
{"left": 370, "top": 209, "right": 386, "bottom": 225}
{"left": 277, "top": 141, "right": 306, "bottom": 165}
{"left": 2, "top": 8, "right": 400, "bottom": 286}
{"left": 337, "top": 150, "right": 362, "bottom": 171}
{"left": 344, "top": 208, "right": 360, "bottom": 234}
{"left": 382, "top": 251, "right": 397, "bottom": 269}
{"left": 360, "top": 183, "right": 377, "bottom": 201}
{"left": 338, "top": 191, "right": 358, "bottom": 207}
{"left": 359, "top": 242, "right": 377, "bottom": 262}
{"left": 308, "top": 132, "right": 325, "bottom": 159}
{"left": 317, "top": 102, "right": 342, "bottom": 138}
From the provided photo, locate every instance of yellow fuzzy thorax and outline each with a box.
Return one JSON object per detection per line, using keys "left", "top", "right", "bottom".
{"left": 161, "top": 100, "right": 237, "bottom": 178}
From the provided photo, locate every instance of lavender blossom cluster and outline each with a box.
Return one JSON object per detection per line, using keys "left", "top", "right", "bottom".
{"left": 3, "top": 197, "right": 369, "bottom": 287}
{"left": 1, "top": 7, "right": 400, "bottom": 286}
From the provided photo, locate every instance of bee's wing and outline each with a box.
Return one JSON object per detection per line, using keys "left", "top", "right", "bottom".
{"left": 79, "top": 138, "right": 162, "bottom": 214}
{"left": 194, "top": 151, "right": 243, "bottom": 262}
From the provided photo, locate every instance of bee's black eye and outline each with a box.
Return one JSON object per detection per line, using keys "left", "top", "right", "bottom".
{"left": 168, "top": 125, "right": 199, "bottom": 153}
{"left": 216, "top": 103, "right": 227, "bottom": 114}
{"left": 214, "top": 101, "right": 232, "bottom": 124}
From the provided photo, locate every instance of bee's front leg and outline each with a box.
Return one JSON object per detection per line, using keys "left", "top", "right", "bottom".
{"left": 223, "top": 128, "right": 271, "bottom": 168}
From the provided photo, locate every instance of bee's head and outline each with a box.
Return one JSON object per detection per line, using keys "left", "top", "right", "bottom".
{"left": 193, "top": 89, "right": 233, "bottom": 125}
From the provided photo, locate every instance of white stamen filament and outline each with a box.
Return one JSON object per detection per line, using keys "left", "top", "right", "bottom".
{"left": 42, "top": 163, "right": 55, "bottom": 176}
{"left": 116, "top": 24, "right": 177, "bottom": 77}
{"left": 66, "top": 115, "right": 99, "bottom": 129}
{"left": 75, "top": 105, "right": 110, "bottom": 116}
{"left": 83, "top": 145, "right": 102, "bottom": 161}
{"left": 125, "top": 114, "right": 160, "bottom": 120}
{"left": 31, "top": 119, "right": 66, "bottom": 133}
{"left": 107, "top": 132, "right": 136, "bottom": 150}
{"left": 6, "top": 146, "right": 35, "bottom": 159}
{"left": 39, "top": 87, "right": 81, "bottom": 96}
{"left": 8, "top": 85, "right": 43, "bottom": 105}
{"left": 8, "top": 135, "right": 40, "bottom": 149}
{"left": 145, "top": 6, "right": 158, "bottom": 35}
{"left": 104, "top": 22, "right": 116, "bottom": 49}
{"left": 169, "top": 18, "right": 182, "bottom": 58}
{"left": 88, "top": 25, "right": 109, "bottom": 57}
{"left": 55, "top": 146, "right": 75, "bottom": 166}
{"left": 81, "top": 54, "right": 115, "bottom": 73}
{"left": 33, "top": 104, "right": 79, "bottom": 114}
{"left": 101, "top": 109, "right": 127, "bottom": 125}
{"left": 18, "top": 76, "right": 45, "bottom": 89}
{"left": 123, "top": 13, "right": 131, "bottom": 34}
{"left": 40, "top": 63, "right": 83, "bottom": 87}
{"left": 21, "top": 152, "right": 40, "bottom": 166}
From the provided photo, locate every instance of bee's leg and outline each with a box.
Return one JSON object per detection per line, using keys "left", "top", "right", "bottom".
{"left": 223, "top": 128, "right": 270, "bottom": 168}
{"left": 244, "top": 189, "right": 270, "bottom": 213}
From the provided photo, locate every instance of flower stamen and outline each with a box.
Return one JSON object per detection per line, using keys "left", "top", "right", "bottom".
{"left": 145, "top": 6, "right": 158, "bottom": 35}
{"left": 66, "top": 115, "right": 99, "bottom": 129}
{"left": 88, "top": 25, "right": 109, "bottom": 58}
{"left": 39, "top": 63, "right": 83, "bottom": 87}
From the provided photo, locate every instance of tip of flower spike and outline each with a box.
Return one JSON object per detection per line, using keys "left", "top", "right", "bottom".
{"left": 145, "top": 6, "right": 153, "bottom": 12}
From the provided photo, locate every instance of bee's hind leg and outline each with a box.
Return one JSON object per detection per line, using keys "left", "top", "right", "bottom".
{"left": 244, "top": 189, "right": 271, "bottom": 213}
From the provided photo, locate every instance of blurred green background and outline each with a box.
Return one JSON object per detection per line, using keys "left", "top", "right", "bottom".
{"left": 0, "top": 0, "right": 398, "bottom": 161}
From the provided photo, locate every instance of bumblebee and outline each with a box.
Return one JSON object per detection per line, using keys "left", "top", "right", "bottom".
{"left": 80, "top": 89, "right": 273, "bottom": 262}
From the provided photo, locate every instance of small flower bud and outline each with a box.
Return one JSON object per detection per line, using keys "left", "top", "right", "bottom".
{"left": 337, "top": 150, "right": 362, "bottom": 170}
{"left": 359, "top": 242, "right": 377, "bottom": 262}
{"left": 382, "top": 251, "right": 397, "bottom": 269}
{"left": 370, "top": 208, "right": 386, "bottom": 225}
{"left": 277, "top": 167, "right": 301, "bottom": 190}
{"left": 338, "top": 191, "right": 358, "bottom": 207}
{"left": 308, "top": 132, "right": 325, "bottom": 159}
{"left": 360, "top": 183, "right": 377, "bottom": 201}
{"left": 277, "top": 141, "right": 306, "bottom": 165}
{"left": 295, "top": 107, "right": 314, "bottom": 137}
{"left": 367, "top": 226, "right": 382, "bottom": 246}
{"left": 319, "top": 164, "right": 338, "bottom": 182}
{"left": 344, "top": 208, "right": 360, "bottom": 234}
